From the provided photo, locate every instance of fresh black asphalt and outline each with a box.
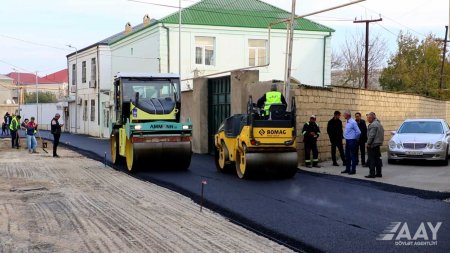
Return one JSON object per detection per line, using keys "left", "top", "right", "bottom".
{"left": 35, "top": 131, "right": 450, "bottom": 253}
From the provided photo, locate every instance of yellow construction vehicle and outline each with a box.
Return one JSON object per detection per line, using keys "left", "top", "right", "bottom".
{"left": 214, "top": 96, "right": 298, "bottom": 179}
{"left": 110, "top": 73, "right": 192, "bottom": 172}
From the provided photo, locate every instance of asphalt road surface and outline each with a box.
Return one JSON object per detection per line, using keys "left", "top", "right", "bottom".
{"left": 38, "top": 132, "right": 450, "bottom": 253}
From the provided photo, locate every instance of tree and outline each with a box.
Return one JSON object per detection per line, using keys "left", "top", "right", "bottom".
{"left": 333, "top": 32, "right": 388, "bottom": 88}
{"left": 379, "top": 31, "right": 450, "bottom": 98}
{"left": 24, "top": 91, "right": 58, "bottom": 104}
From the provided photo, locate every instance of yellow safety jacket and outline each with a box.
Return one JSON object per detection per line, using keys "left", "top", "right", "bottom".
{"left": 264, "top": 91, "right": 282, "bottom": 114}
{"left": 9, "top": 117, "right": 19, "bottom": 131}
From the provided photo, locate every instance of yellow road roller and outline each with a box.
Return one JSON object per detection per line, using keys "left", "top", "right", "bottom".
{"left": 110, "top": 73, "right": 192, "bottom": 172}
{"left": 214, "top": 97, "right": 298, "bottom": 179}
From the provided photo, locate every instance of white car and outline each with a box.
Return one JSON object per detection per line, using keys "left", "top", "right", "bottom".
{"left": 388, "top": 119, "right": 450, "bottom": 165}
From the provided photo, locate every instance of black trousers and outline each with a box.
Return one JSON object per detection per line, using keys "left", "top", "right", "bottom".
{"left": 330, "top": 141, "right": 345, "bottom": 164}
{"left": 367, "top": 146, "right": 382, "bottom": 176}
{"left": 53, "top": 134, "right": 61, "bottom": 156}
{"left": 356, "top": 140, "right": 366, "bottom": 165}
{"left": 305, "top": 140, "right": 319, "bottom": 165}
{"left": 10, "top": 130, "right": 18, "bottom": 148}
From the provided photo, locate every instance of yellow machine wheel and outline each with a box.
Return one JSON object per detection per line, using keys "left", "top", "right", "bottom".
{"left": 215, "top": 141, "right": 233, "bottom": 172}
{"left": 110, "top": 130, "right": 124, "bottom": 165}
{"left": 125, "top": 138, "right": 136, "bottom": 172}
{"left": 236, "top": 144, "right": 252, "bottom": 179}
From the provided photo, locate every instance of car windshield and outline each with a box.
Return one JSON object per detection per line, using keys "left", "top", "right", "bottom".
{"left": 398, "top": 121, "right": 444, "bottom": 134}
{"left": 122, "top": 79, "right": 178, "bottom": 101}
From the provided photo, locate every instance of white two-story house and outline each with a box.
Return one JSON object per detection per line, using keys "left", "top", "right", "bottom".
{"left": 67, "top": 0, "right": 333, "bottom": 138}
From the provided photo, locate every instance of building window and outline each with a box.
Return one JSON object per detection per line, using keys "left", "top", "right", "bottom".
{"left": 83, "top": 100, "right": 87, "bottom": 121}
{"left": 195, "top": 36, "right": 215, "bottom": 66}
{"left": 72, "top": 64, "right": 76, "bottom": 85}
{"left": 91, "top": 58, "right": 96, "bottom": 82}
{"left": 82, "top": 61, "right": 86, "bottom": 83}
{"left": 248, "top": 39, "right": 268, "bottom": 67}
{"left": 90, "top": 100, "right": 95, "bottom": 122}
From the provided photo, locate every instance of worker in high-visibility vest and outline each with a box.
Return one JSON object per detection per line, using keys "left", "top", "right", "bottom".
{"left": 9, "top": 115, "right": 21, "bottom": 149}
{"left": 257, "top": 84, "right": 287, "bottom": 117}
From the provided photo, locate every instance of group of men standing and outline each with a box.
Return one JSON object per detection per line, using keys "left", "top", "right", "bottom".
{"left": 2, "top": 112, "right": 63, "bottom": 157}
{"left": 302, "top": 110, "right": 385, "bottom": 178}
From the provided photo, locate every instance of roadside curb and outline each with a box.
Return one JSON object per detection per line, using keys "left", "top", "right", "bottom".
{"left": 298, "top": 169, "right": 450, "bottom": 201}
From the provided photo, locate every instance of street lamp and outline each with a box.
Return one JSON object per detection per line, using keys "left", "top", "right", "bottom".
{"left": 67, "top": 44, "right": 78, "bottom": 133}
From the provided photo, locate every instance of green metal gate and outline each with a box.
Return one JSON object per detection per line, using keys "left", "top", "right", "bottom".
{"left": 208, "top": 76, "right": 231, "bottom": 154}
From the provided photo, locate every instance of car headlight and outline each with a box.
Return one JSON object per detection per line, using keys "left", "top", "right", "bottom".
{"left": 389, "top": 141, "right": 396, "bottom": 149}
{"left": 134, "top": 125, "right": 142, "bottom": 130}
{"left": 434, "top": 141, "right": 443, "bottom": 150}
{"left": 397, "top": 143, "right": 403, "bottom": 149}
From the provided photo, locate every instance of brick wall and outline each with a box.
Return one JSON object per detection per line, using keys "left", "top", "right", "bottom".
{"left": 293, "top": 85, "right": 450, "bottom": 163}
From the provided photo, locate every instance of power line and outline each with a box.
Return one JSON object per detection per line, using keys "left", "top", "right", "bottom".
{"left": 0, "top": 34, "right": 70, "bottom": 51}
{"left": 375, "top": 23, "right": 398, "bottom": 37}
{"left": 356, "top": 3, "right": 428, "bottom": 38}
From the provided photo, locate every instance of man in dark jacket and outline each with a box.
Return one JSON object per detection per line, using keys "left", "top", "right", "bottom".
{"left": 355, "top": 112, "right": 368, "bottom": 166}
{"left": 302, "top": 115, "right": 321, "bottom": 168}
{"left": 51, "top": 113, "right": 64, "bottom": 158}
{"left": 327, "top": 111, "right": 346, "bottom": 166}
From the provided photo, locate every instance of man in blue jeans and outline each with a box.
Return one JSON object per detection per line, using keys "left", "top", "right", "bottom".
{"left": 341, "top": 110, "right": 361, "bottom": 175}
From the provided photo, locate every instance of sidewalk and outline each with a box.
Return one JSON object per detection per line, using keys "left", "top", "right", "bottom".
{"left": 0, "top": 138, "right": 291, "bottom": 252}
{"left": 303, "top": 155, "right": 450, "bottom": 193}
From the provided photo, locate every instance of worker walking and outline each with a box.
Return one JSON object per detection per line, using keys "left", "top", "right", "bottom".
{"left": 9, "top": 115, "right": 21, "bottom": 149}
{"left": 302, "top": 115, "right": 321, "bottom": 168}
{"left": 257, "top": 84, "right": 287, "bottom": 118}
{"left": 51, "top": 113, "right": 63, "bottom": 158}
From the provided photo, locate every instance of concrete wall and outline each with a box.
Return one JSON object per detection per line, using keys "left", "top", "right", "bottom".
{"left": 19, "top": 103, "right": 64, "bottom": 131}
{"left": 230, "top": 70, "right": 259, "bottom": 114}
{"left": 292, "top": 85, "right": 450, "bottom": 163}
{"left": 180, "top": 78, "right": 208, "bottom": 154}
{"left": 0, "top": 78, "right": 15, "bottom": 104}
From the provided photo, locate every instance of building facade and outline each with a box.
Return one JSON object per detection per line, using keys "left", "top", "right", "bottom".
{"left": 67, "top": 0, "right": 333, "bottom": 138}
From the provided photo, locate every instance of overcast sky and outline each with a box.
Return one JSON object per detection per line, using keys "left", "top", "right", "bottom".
{"left": 0, "top": 0, "right": 447, "bottom": 75}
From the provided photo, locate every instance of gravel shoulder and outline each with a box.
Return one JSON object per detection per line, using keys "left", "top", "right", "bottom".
{"left": 0, "top": 138, "right": 292, "bottom": 253}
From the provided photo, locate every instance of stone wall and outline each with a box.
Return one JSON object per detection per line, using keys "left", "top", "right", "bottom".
{"left": 0, "top": 105, "right": 19, "bottom": 121}
{"left": 293, "top": 85, "right": 450, "bottom": 163}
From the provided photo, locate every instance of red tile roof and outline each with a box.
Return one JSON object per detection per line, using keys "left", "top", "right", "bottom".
{"left": 39, "top": 69, "right": 68, "bottom": 84}
{"left": 6, "top": 72, "right": 40, "bottom": 85}
{"left": 6, "top": 69, "right": 68, "bottom": 85}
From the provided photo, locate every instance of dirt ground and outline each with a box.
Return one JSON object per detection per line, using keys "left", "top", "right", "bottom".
{"left": 0, "top": 138, "right": 292, "bottom": 253}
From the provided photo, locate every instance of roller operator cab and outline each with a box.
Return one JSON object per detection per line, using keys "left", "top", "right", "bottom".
{"left": 110, "top": 73, "right": 192, "bottom": 172}
{"left": 214, "top": 96, "right": 298, "bottom": 179}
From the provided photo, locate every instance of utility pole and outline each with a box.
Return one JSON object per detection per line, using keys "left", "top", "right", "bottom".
{"left": 353, "top": 17, "right": 382, "bottom": 89}
{"left": 285, "top": 0, "right": 296, "bottom": 108}
{"left": 35, "top": 71, "right": 39, "bottom": 123}
{"left": 438, "top": 26, "right": 449, "bottom": 90}
{"left": 12, "top": 68, "right": 21, "bottom": 114}
{"left": 179, "top": 0, "right": 182, "bottom": 79}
